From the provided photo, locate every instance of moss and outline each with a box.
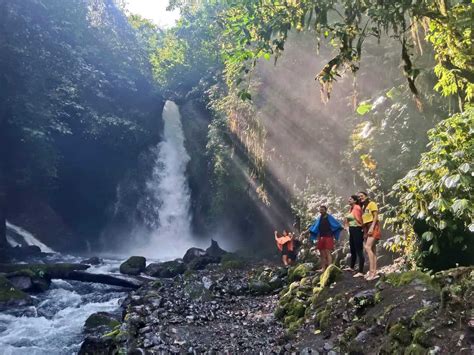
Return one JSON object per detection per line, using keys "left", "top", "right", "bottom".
{"left": 0, "top": 263, "right": 89, "bottom": 278}
{"left": 287, "top": 318, "right": 304, "bottom": 333}
{"left": 384, "top": 271, "right": 437, "bottom": 290}
{"left": 412, "top": 328, "right": 431, "bottom": 347}
{"left": 85, "top": 313, "right": 120, "bottom": 332}
{"left": 0, "top": 275, "right": 30, "bottom": 302}
{"left": 319, "top": 264, "right": 342, "bottom": 288}
{"left": 340, "top": 325, "right": 359, "bottom": 349}
{"left": 288, "top": 263, "right": 313, "bottom": 282}
{"left": 404, "top": 343, "right": 427, "bottom": 355}
{"left": 316, "top": 309, "right": 331, "bottom": 330}
{"left": 389, "top": 323, "right": 412, "bottom": 345}
{"left": 274, "top": 306, "right": 286, "bottom": 320}
{"left": 375, "top": 291, "right": 383, "bottom": 303}
{"left": 287, "top": 299, "right": 306, "bottom": 318}
{"left": 411, "top": 307, "right": 434, "bottom": 327}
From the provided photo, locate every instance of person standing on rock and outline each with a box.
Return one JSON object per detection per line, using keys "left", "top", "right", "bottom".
{"left": 343, "top": 195, "right": 365, "bottom": 277}
{"left": 307, "top": 205, "right": 343, "bottom": 272}
{"left": 358, "top": 191, "right": 381, "bottom": 280}
{"left": 274, "top": 230, "right": 296, "bottom": 266}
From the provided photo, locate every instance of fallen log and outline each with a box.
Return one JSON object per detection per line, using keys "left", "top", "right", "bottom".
{"left": 59, "top": 271, "right": 143, "bottom": 289}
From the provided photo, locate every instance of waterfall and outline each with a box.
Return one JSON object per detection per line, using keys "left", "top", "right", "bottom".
{"left": 6, "top": 221, "right": 55, "bottom": 253}
{"left": 129, "top": 101, "right": 197, "bottom": 259}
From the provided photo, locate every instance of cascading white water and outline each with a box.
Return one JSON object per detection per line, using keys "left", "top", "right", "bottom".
{"left": 129, "top": 101, "right": 198, "bottom": 259}
{"left": 6, "top": 221, "right": 55, "bottom": 253}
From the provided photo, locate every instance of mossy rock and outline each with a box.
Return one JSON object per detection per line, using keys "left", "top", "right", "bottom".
{"left": 84, "top": 312, "right": 120, "bottom": 333}
{"left": 411, "top": 306, "right": 435, "bottom": 327}
{"left": 274, "top": 306, "right": 286, "bottom": 320}
{"left": 288, "top": 263, "right": 314, "bottom": 282}
{"left": 316, "top": 308, "right": 331, "bottom": 330}
{"left": 384, "top": 271, "right": 437, "bottom": 290}
{"left": 389, "top": 323, "right": 412, "bottom": 345}
{"left": 287, "top": 318, "right": 304, "bottom": 333}
{"left": 249, "top": 280, "right": 273, "bottom": 295}
{"left": 144, "top": 260, "right": 185, "bottom": 278}
{"left": 412, "top": 328, "right": 431, "bottom": 347}
{"left": 119, "top": 256, "right": 146, "bottom": 275}
{"left": 404, "top": 343, "right": 427, "bottom": 355}
{"left": 0, "top": 275, "right": 32, "bottom": 310}
{"left": 220, "top": 253, "right": 246, "bottom": 270}
{"left": 320, "top": 264, "right": 342, "bottom": 288}
{"left": 287, "top": 299, "right": 306, "bottom": 318}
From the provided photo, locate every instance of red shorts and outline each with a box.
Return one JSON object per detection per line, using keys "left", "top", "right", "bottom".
{"left": 317, "top": 236, "right": 334, "bottom": 250}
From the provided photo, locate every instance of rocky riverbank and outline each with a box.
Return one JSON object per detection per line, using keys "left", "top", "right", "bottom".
{"left": 78, "top": 242, "right": 474, "bottom": 354}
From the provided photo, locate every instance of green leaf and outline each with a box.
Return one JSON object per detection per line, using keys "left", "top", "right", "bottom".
{"left": 356, "top": 102, "right": 373, "bottom": 115}
{"left": 444, "top": 174, "right": 460, "bottom": 189}
{"left": 422, "top": 231, "right": 434, "bottom": 241}
{"left": 263, "top": 52, "right": 271, "bottom": 61}
{"left": 451, "top": 199, "right": 469, "bottom": 215}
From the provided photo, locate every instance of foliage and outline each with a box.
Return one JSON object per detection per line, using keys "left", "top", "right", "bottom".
{"left": 387, "top": 108, "right": 473, "bottom": 270}
{"left": 219, "top": 0, "right": 473, "bottom": 106}
{"left": 291, "top": 182, "right": 346, "bottom": 230}
{"left": 0, "top": 0, "right": 162, "bottom": 244}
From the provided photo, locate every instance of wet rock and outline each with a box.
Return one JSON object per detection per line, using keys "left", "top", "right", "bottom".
{"left": 249, "top": 280, "right": 272, "bottom": 295}
{"left": 6, "top": 270, "right": 51, "bottom": 293}
{"left": 81, "top": 256, "right": 103, "bottom": 265}
{"left": 0, "top": 275, "right": 32, "bottom": 311}
{"left": 205, "top": 239, "right": 228, "bottom": 258}
{"left": 183, "top": 248, "right": 206, "bottom": 263}
{"left": 120, "top": 256, "right": 146, "bottom": 275}
{"left": 145, "top": 260, "right": 186, "bottom": 278}
{"left": 84, "top": 312, "right": 120, "bottom": 333}
{"left": 79, "top": 336, "right": 118, "bottom": 355}
{"left": 187, "top": 255, "right": 219, "bottom": 270}
{"left": 0, "top": 263, "right": 90, "bottom": 278}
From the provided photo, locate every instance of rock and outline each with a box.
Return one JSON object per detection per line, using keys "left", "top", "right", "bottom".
{"left": 249, "top": 280, "right": 272, "bottom": 295}
{"left": 79, "top": 336, "right": 118, "bottom": 355}
{"left": 319, "top": 264, "right": 342, "bottom": 288}
{"left": 351, "top": 289, "right": 376, "bottom": 310}
{"left": 145, "top": 260, "right": 186, "bottom": 278}
{"left": 6, "top": 269, "right": 51, "bottom": 292}
{"left": 81, "top": 256, "right": 103, "bottom": 265}
{"left": 84, "top": 312, "right": 120, "bottom": 333}
{"left": 202, "top": 276, "right": 214, "bottom": 289}
{"left": 119, "top": 256, "right": 146, "bottom": 275}
{"left": 183, "top": 248, "right": 206, "bottom": 263}
{"left": 0, "top": 275, "right": 32, "bottom": 311}
{"left": 187, "top": 255, "right": 219, "bottom": 271}
{"left": 389, "top": 323, "right": 412, "bottom": 345}
{"left": 205, "top": 239, "right": 228, "bottom": 258}
{"left": 288, "top": 263, "right": 314, "bottom": 282}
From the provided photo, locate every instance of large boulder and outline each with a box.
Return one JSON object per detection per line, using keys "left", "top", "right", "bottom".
{"left": 84, "top": 312, "right": 120, "bottom": 333}
{"left": 205, "top": 239, "right": 228, "bottom": 258}
{"left": 119, "top": 256, "right": 146, "bottom": 275}
{"left": 182, "top": 247, "right": 206, "bottom": 264}
{"left": 187, "top": 255, "right": 220, "bottom": 271}
{"left": 6, "top": 269, "right": 51, "bottom": 292}
{"left": 0, "top": 275, "right": 32, "bottom": 311}
{"left": 145, "top": 260, "right": 186, "bottom": 278}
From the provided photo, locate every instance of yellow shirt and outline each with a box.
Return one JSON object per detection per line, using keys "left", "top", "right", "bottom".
{"left": 362, "top": 201, "right": 378, "bottom": 224}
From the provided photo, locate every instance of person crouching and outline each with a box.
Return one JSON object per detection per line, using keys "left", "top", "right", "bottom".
{"left": 274, "top": 230, "right": 296, "bottom": 266}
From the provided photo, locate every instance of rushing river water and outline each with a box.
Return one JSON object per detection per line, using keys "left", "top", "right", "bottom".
{"left": 0, "top": 251, "right": 126, "bottom": 354}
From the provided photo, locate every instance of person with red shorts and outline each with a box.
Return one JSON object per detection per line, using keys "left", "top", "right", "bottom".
{"left": 308, "top": 205, "right": 343, "bottom": 272}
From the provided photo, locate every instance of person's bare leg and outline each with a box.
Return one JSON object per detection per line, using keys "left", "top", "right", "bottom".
{"left": 327, "top": 249, "right": 332, "bottom": 266}
{"left": 365, "top": 237, "right": 376, "bottom": 278}
{"left": 372, "top": 241, "right": 377, "bottom": 274}
{"left": 282, "top": 255, "right": 289, "bottom": 266}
